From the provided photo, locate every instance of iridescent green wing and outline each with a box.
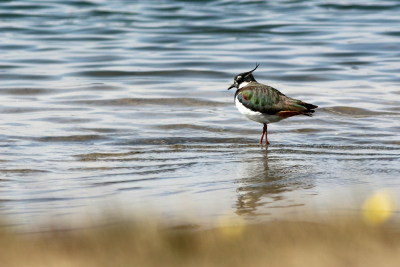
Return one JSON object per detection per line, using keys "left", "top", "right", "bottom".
{"left": 236, "top": 83, "right": 309, "bottom": 115}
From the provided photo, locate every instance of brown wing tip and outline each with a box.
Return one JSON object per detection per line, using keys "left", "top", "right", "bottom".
{"left": 276, "top": 111, "right": 302, "bottom": 118}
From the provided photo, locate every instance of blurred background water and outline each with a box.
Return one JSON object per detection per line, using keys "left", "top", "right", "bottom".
{"left": 1, "top": 0, "right": 400, "bottom": 230}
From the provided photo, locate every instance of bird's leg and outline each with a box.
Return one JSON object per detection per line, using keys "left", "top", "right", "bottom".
{"left": 259, "top": 132, "right": 265, "bottom": 144}
{"left": 259, "top": 123, "right": 267, "bottom": 145}
{"left": 265, "top": 124, "right": 270, "bottom": 145}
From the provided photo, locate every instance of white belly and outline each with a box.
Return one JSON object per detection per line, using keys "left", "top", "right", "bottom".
{"left": 235, "top": 97, "right": 284, "bottom": 124}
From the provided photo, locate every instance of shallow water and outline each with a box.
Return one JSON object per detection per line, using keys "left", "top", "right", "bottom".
{"left": 1, "top": 0, "right": 400, "bottom": 230}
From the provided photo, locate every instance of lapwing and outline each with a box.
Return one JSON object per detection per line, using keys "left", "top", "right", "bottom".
{"left": 228, "top": 64, "right": 318, "bottom": 145}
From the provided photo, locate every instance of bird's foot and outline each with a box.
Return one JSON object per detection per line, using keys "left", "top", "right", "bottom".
{"left": 259, "top": 141, "right": 270, "bottom": 145}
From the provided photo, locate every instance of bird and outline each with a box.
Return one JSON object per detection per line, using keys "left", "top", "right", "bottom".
{"left": 228, "top": 64, "right": 318, "bottom": 145}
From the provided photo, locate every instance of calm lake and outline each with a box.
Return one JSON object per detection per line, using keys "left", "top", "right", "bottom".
{"left": 1, "top": 0, "right": 400, "bottom": 230}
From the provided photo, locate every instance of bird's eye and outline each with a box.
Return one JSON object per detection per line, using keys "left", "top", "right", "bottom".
{"left": 237, "top": 76, "right": 242, "bottom": 80}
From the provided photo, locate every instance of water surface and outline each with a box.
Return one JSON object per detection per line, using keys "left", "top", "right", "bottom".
{"left": 1, "top": 0, "right": 400, "bottom": 230}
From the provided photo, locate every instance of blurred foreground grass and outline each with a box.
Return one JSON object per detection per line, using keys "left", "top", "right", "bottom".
{"left": 1, "top": 216, "right": 400, "bottom": 267}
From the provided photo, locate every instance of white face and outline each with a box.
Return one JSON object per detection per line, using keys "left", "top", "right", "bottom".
{"left": 238, "top": 81, "right": 249, "bottom": 89}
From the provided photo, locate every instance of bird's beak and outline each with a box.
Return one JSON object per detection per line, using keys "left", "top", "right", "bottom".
{"left": 227, "top": 84, "right": 236, "bottom": 90}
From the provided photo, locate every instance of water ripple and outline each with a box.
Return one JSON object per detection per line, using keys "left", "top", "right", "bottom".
{"left": 1, "top": 0, "right": 400, "bottom": 230}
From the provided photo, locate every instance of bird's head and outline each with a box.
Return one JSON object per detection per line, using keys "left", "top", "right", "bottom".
{"left": 227, "top": 63, "right": 259, "bottom": 90}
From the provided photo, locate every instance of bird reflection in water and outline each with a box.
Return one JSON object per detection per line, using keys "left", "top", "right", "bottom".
{"left": 234, "top": 150, "right": 315, "bottom": 216}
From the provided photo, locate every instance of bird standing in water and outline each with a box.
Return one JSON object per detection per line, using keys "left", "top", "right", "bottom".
{"left": 228, "top": 64, "right": 318, "bottom": 145}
